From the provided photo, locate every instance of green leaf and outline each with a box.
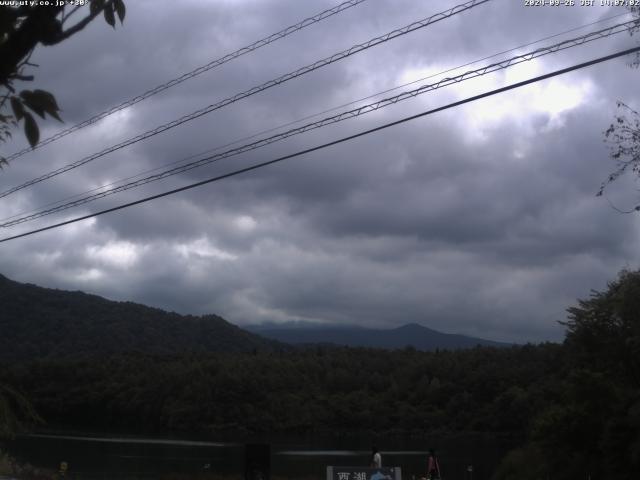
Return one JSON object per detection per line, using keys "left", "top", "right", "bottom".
{"left": 19, "top": 90, "right": 62, "bottom": 122}
{"left": 90, "top": 0, "right": 105, "bottom": 15}
{"left": 32, "top": 89, "right": 59, "bottom": 110}
{"left": 20, "top": 90, "right": 45, "bottom": 119}
{"left": 10, "top": 96, "right": 24, "bottom": 121}
{"left": 23, "top": 112, "right": 39, "bottom": 147}
{"left": 114, "top": 0, "right": 126, "bottom": 23}
{"left": 104, "top": 3, "right": 115, "bottom": 28}
{"left": 32, "top": 89, "right": 62, "bottom": 122}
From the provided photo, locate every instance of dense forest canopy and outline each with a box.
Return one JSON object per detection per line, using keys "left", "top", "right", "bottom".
{"left": 0, "top": 344, "right": 561, "bottom": 436}
{"left": 1, "top": 269, "right": 639, "bottom": 480}
{"left": 494, "top": 269, "right": 640, "bottom": 480}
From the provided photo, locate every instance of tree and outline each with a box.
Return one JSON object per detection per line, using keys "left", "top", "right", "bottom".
{"left": 496, "top": 270, "right": 640, "bottom": 479}
{"left": 559, "top": 270, "right": 640, "bottom": 478}
{"left": 600, "top": 101, "right": 640, "bottom": 212}
{"left": 0, "top": 383, "right": 41, "bottom": 439}
{"left": 599, "top": 8, "right": 640, "bottom": 210}
{"left": 563, "top": 269, "right": 640, "bottom": 388}
{"left": 0, "top": 0, "right": 126, "bottom": 166}
{"left": 0, "top": 0, "right": 125, "bottom": 440}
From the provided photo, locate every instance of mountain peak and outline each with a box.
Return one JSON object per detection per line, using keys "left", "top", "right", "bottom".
{"left": 394, "top": 322, "right": 434, "bottom": 332}
{"left": 247, "top": 322, "right": 511, "bottom": 351}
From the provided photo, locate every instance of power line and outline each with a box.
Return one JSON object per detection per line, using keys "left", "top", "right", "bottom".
{"left": 1, "top": 44, "right": 638, "bottom": 244}
{"left": 2, "top": 10, "right": 629, "bottom": 226}
{"left": 3, "top": 0, "right": 370, "bottom": 163}
{"left": 0, "top": 0, "right": 491, "bottom": 200}
{"left": 2, "top": 19, "right": 635, "bottom": 228}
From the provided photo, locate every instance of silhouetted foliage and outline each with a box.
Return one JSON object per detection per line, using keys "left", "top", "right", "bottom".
{"left": 494, "top": 269, "right": 640, "bottom": 480}
{"left": 0, "top": 383, "right": 42, "bottom": 439}
{"left": 600, "top": 7, "right": 640, "bottom": 210}
{"left": 601, "top": 101, "right": 640, "bottom": 211}
{"left": 0, "top": 1, "right": 125, "bottom": 163}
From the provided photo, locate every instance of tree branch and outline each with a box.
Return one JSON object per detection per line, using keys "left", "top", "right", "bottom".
{"left": 57, "top": 1, "right": 115, "bottom": 42}
{"left": 0, "top": 2, "right": 114, "bottom": 85}
{"left": 60, "top": 4, "right": 84, "bottom": 27}
{"left": 0, "top": 7, "right": 63, "bottom": 86}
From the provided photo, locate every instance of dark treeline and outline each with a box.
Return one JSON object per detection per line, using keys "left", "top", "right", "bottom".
{"left": 0, "top": 344, "right": 561, "bottom": 437}
{"left": 1, "top": 270, "right": 639, "bottom": 479}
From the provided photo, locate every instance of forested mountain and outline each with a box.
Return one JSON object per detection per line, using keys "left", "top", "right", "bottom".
{"left": 0, "top": 344, "right": 561, "bottom": 437}
{"left": 247, "top": 322, "right": 510, "bottom": 350}
{"left": 1, "top": 270, "right": 639, "bottom": 478}
{"left": 0, "top": 273, "right": 508, "bottom": 361}
{"left": 0, "top": 274, "right": 280, "bottom": 360}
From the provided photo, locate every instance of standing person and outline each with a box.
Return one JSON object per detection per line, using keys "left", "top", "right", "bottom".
{"left": 371, "top": 446, "right": 382, "bottom": 468}
{"left": 426, "top": 449, "right": 441, "bottom": 479}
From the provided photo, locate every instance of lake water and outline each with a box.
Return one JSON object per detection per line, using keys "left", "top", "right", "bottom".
{"left": 2, "top": 432, "right": 512, "bottom": 480}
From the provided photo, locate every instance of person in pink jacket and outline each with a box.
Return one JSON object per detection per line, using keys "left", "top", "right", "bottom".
{"left": 426, "top": 449, "right": 441, "bottom": 480}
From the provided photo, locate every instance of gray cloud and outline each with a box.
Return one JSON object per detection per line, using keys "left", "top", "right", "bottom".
{"left": 2, "top": 0, "right": 640, "bottom": 343}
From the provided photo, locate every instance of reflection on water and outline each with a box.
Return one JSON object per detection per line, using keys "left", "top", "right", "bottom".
{"left": 278, "top": 451, "right": 365, "bottom": 456}
{"left": 2, "top": 432, "right": 510, "bottom": 480}
{"left": 26, "top": 434, "right": 237, "bottom": 448}
{"left": 278, "top": 451, "right": 426, "bottom": 456}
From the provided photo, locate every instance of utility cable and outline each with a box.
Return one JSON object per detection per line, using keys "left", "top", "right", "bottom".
{"left": 2, "top": 0, "right": 370, "bottom": 163}
{"left": 0, "top": 0, "right": 491, "bottom": 199}
{"left": 1, "top": 10, "right": 630, "bottom": 225}
{"left": 1, "top": 44, "right": 638, "bottom": 244}
{"left": 1, "top": 19, "right": 635, "bottom": 228}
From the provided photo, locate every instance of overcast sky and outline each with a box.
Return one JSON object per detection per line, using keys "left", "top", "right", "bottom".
{"left": 1, "top": 0, "right": 640, "bottom": 343}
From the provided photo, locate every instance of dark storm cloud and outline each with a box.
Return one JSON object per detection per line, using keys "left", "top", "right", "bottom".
{"left": 1, "top": 0, "right": 640, "bottom": 343}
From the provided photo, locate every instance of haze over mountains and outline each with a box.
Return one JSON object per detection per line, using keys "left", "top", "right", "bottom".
{"left": 0, "top": 274, "right": 511, "bottom": 361}
{"left": 247, "top": 322, "right": 511, "bottom": 350}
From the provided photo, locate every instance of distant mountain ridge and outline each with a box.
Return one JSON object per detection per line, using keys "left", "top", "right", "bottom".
{"left": 246, "top": 321, "right": 511, "bottom": 350}
{"left": 0, "top": 273, "right": 509, "bottom": 361}
{"left": 0, "top": 274, "right": 281, "bottom": 361}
